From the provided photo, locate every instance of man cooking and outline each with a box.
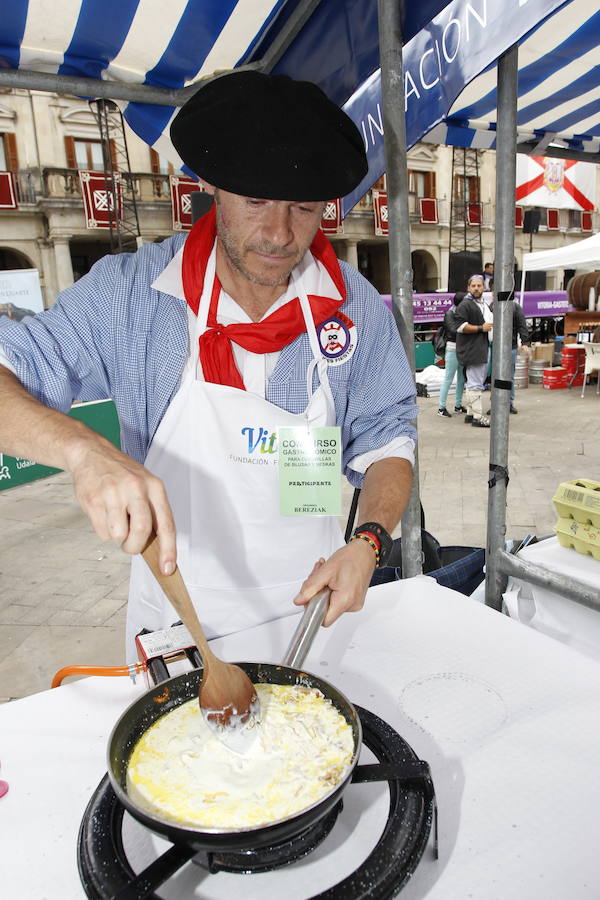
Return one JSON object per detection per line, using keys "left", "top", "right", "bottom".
{"left": 0, "top": 71, "right": 417, "bottom": 661}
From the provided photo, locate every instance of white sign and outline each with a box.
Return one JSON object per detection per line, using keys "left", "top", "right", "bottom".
{"left": 0, "top": 268, "right": 44, "bottom": 320}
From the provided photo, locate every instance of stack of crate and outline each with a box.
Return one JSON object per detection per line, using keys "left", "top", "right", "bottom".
{"left": 561, "top": 345, "right": 586, "bottom": 387}
{"left": 542, "top": 346, "right": 587, "bottom": 389}
{"left": 542, "top": 368, "right": 570, "bottom": 389}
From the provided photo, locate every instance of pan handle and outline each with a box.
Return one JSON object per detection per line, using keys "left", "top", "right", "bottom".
{"left": 281, "top": 588, "right": 330, "bottom": 669}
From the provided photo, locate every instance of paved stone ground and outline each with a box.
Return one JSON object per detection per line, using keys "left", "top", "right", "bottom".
{"left": 1, "top": 380, "right": 598, "bottom": 700}
{"left": 419, "top": 381, "right": 600, "bottom": 548}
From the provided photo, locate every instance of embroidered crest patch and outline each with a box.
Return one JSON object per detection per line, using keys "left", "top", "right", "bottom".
{"left": 317, "top": 312, "right": 357, "bottom": 366}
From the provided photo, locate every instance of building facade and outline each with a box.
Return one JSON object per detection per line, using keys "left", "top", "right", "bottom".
{"left": 0, "top": 88, "right": 598, "bottom": 308}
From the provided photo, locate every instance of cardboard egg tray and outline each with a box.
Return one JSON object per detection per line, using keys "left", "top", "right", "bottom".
{"left": 554, "top": 516, "right": 600, "bottom": 561}
{"left": 552, "top": 479, "right": 600, "bottom": 529}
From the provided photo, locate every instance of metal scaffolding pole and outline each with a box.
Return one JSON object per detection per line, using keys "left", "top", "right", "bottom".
{"left": 497, "top": 550, "right": 600, "bottom": 612}
{"left": 485, "top": 45, "right": 519, "bottom": 609}
{"left": 483, "top": 46, "right": 599, "bottom": 615}
{"left": 0, "top": 67, "right": 193, "bottom": 106}
{"left": 377, "top": 0, "right": 422, "bottom": 577}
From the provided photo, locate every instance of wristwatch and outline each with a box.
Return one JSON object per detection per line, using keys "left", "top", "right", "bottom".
{"left": 352, "top": 521, "right": 394, "bottom": 567}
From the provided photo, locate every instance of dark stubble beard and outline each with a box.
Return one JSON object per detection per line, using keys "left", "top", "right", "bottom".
{"left": 215, "top": 196, "right": 303, "bottom": 287}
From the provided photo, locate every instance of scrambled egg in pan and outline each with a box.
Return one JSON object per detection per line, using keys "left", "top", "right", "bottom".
{"left": 127, "top": 683, "right": 355, "bottom": 829}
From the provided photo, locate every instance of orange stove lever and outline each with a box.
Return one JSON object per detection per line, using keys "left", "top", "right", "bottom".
{"left": 51, "top": 663, "right": 145, "bottom": 688}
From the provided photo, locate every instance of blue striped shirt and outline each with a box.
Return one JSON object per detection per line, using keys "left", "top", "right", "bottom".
{"left": 0, "top": 236, "right": 417, "bottom": 487}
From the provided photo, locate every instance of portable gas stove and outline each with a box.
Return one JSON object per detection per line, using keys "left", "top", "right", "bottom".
{"left": 78, "top": 632, "right": 437, "bottom": 899}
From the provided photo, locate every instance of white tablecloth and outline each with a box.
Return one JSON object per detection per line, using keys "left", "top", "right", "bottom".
{"left": 504, "top": 535, "right": 600, "bottom": 662}
{"left": 2, "top": 575, "right": 600, "bottom": 899}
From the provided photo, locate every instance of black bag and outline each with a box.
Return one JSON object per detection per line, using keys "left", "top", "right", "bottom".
{"left": 432, "top": 325, "right": 446, "bottom": 357}
{"left": 344, "top": 492, "right": 443, "bottom": 579}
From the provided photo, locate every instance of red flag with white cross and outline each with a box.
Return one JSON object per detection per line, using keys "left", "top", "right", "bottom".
{"left": 515, "top": 155, "right": 595, "bottom": 211}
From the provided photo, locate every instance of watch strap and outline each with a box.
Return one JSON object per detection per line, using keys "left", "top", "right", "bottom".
{"left": 352, "top": 521, "right": 393, "bottom": 567}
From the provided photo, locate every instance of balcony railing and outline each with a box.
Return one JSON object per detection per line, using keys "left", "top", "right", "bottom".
{"left": 359, "top": 191, "right": 452, "bottom": 226}
{"left": 41, "top": 167, "right": 171, "bottom": 203}
{"left": 43, "top": 167, "right": 80, "bottom": 198}
{"left": 14, "top": 171, "right": 38, "bottom": 204}
{"left": 7, "top": 168, "right": 600, "bottom": 237}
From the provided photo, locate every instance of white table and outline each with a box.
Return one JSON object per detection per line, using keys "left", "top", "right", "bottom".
{"left": 504, "top": 535, "right": 600, "bottom": 662}
{"left": 3, "top": 576, "right": 600, "bottom": 899}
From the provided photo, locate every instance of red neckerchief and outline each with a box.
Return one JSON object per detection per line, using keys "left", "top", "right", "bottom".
{"left": 181, "top": 205, "right": 346, "bottom": 390}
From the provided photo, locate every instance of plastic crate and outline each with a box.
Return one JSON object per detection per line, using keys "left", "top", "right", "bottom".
{"left": 552, "top": 479, "right": 600, "bottom": 528}
{"left": 561, "top": 347, "right": 586, "bottom": 387}
{"left": 554, "top": 516, "right": 600, "bottom": 561}
{"left": 543, "top": 367, "right": 570, "bottom": 389}
{"left": 561, "top": 345, "right": 585, "bottom": 372}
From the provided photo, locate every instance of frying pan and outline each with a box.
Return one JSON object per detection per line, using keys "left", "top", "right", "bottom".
{"left": 107, "top": 591, "right": 363, "bottom": 852}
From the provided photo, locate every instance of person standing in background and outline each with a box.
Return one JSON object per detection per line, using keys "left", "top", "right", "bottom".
{"left": 438, "top": 292, "right": 466, "bottom": 418}
{"left": 454, "top": 275, "right": 493, "bottom": 428}
{"left": 483, "top": 262, "right": 494, "bottom": 290}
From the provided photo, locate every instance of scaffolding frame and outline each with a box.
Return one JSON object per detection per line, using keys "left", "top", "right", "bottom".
{"left": 89, "top": 100, "right": 142, "bottom": 253}
{"left": 449, "top": 147, "right": 483, "bottom": 274}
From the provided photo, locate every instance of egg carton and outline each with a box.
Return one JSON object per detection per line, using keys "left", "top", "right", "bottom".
{"left": 552, "top": 479, "right": 600, "bottom": 528}
{"left": 554, "top": 516, "right": 600, "bottom": 562}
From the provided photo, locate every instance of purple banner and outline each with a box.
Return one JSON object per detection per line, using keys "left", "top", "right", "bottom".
{"left": 517, "top": 291, "right": 571, "bottom": 318}
{"left": 381, "top": 291, "right": 571, "bottom": 322}
{"left": 381, "top": 292, "right": 455, "bottom": 323}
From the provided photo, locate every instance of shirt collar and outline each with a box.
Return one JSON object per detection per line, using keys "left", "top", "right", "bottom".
{"left": 151, "top": 238, "right": 342, "bottom": 314}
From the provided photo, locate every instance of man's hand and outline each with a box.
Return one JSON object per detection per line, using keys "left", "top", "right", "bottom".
{"left": 291, "top": 457, "right": 412, "bottom": 626}
{"left": 292, "top": 539, "right": 377, "bottom": 626}
{"left": 0, "top": 365, "right": 177, "bottom": 574}
{"left": 65, "top": 436, "right": 177, "bottom": 574}
{"left": 482, "top": 322, "right": 493, "bottom": 332}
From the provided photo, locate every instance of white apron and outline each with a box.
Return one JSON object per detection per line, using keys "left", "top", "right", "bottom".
{"left": 126, "top": 256, "right": 344, "bottom": 661}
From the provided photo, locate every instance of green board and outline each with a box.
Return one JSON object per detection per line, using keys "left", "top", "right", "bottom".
{"left": 0, "top": 399, "right": 121, "bottom": 491}
{"left": 414, "top": 341, "right": 435, "bottom": 371}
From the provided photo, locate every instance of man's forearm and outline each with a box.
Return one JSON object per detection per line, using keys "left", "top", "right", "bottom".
{"left": 294, "top": 455, "right": 413, "bottom": 624}
{"left": 356, "top": 456, "right": 413, "bottom": 533}
{"left": 0, "top": 365, "right": 111, "bottom": 470}
{"left": 0, "top": 365, "right": 177, "bottom": 568}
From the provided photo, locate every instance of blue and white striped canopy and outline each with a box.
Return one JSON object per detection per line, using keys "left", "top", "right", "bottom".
{"left": 425, "top": 0, "right": 600, "bottom": 157}
{"left": 1, "top": 0, "right": 598, "bottom": 201}
{"left": 1, "top": 0, "right": 447, "bottom": 164}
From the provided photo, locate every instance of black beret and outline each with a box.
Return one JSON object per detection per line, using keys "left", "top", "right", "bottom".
{"left": 170, "top": 70, "right": 368, "bottom": 201}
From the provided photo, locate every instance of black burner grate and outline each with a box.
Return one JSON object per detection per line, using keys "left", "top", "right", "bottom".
{"left": 195, "top": 801, "right": 343, "bottom": 875}
{"left": 78, "top": 706, "right": 436, "bottom": 900}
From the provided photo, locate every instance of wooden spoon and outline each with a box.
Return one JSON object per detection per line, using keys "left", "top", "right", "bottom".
{"left": 141, "top": 533, "right": 259, "bottom": 730}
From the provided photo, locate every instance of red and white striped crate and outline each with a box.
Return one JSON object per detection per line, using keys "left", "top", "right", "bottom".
{"left": 543, "top": 367, "right": 570, "bottom": 389}
{"left": 561, "top": 345, "right": 585, "bottom": 373}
